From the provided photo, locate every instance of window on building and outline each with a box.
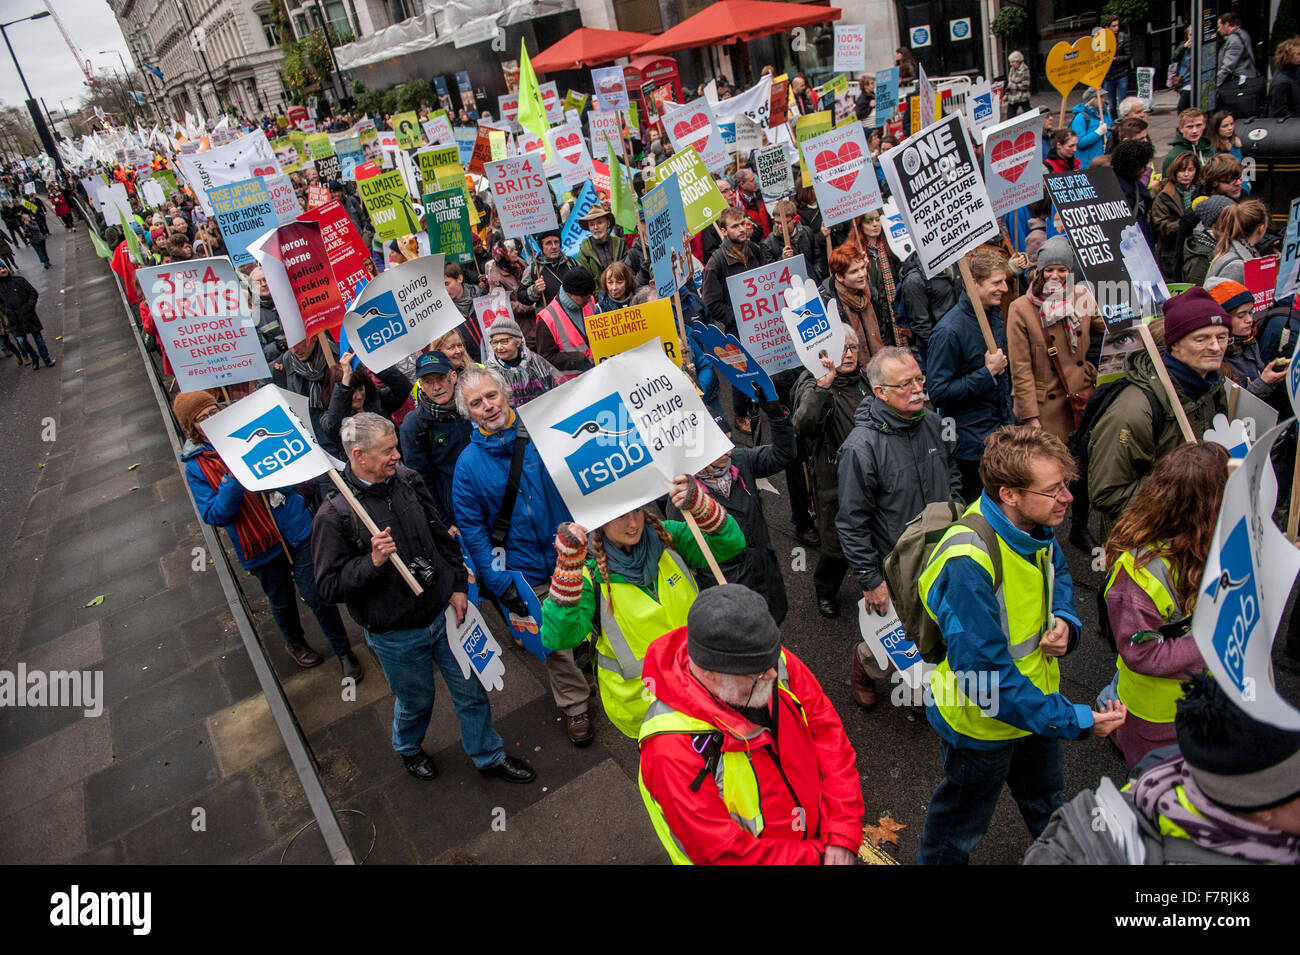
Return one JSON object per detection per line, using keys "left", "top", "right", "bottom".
{"left": 260, "top": 12, "right": 280, "bottom": 47}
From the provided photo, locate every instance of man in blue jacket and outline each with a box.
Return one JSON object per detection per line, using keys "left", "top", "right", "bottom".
{"left": 451, "top": 366, "right": 594, "bottom": 746}
{"left": 925, "top": 247, "right": 1016, "bottom": 501}
{"left": 1069, "top": 88, "right": 1111, "bottom": 169}
{"left": 916, "top": 426, "right": 1126, "bottom": 864}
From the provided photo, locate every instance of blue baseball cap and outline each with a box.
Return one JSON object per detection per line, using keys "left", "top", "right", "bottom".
{"left": 415, "top": 350, "right": 454, "bottom": 378}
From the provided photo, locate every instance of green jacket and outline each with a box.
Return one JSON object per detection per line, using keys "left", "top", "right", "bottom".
{"left": 1088, "top": 348, "right": 1227, "bottom": 539}
{"left": 540, "top": 514, "right": 745, "bottom": 650}
{"left": 1161, "top": 133, "right": 1214, "bottom": 177}
{"left": 576, "top": 233, "right": 628, "bottom": 284}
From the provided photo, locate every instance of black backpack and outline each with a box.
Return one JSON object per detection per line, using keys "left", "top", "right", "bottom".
{"left": 1067, "top": 378, "right": 1167, "bottom": 503}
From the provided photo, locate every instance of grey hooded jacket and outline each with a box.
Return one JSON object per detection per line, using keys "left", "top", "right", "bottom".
{"left": 835, "top": 395, "right": 960, "bottom": 591}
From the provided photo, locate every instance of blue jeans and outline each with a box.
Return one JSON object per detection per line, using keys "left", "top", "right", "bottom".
{"left": 1102, "top": 75, "right": 1129, "bottom": 116}
{"left": 15, "top": 331, "right": 50, "bottom": 364}
{"left": 917, "top": 734, "right": 1064, "bottom": 864}
{"left": 248, "top": 538, "right": 351, "bottom": 655}
{"left": 30, "top": 240, "right": 49, "bottom": 266}
{"left": 364, "top": 612, "right": 505, "bottom": 766}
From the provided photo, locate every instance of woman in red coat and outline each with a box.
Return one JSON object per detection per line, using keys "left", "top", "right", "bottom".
{"left": 50, "top": 191, "right": 73, "bottom": 230}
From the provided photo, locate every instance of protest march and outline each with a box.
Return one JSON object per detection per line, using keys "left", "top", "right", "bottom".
{"left": 4, "top": 0, "right": 1300, "bottom": 885}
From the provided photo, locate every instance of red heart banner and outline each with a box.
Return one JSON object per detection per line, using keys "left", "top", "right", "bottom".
{"left": 813, "top": 143, "right": 863, "bottom": 192}
{"left": 673, "top": 113, "right": 709, "bottom": 141}
{"left": 990, "top": 131, "right": 1036, "bottom": 183}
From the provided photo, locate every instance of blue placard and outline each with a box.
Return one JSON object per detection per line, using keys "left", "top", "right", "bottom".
{"left": 688, "top": 320, "right": 777, "bottom": 402}
{"left": 874, "top": 67, "right": 899, "bottom": 120}
{"left": 496, "top": 570, "right": 548, "bottom": 661}
{"left": 453, "top": 127, "right": 477, "bottom": 166}
{"left": 644, "top": 173, "right": 688, "bottom": 299}
{"left": 206, "top": 176, "right": 276, "bottom": 267}
{"left": 561, "top": 180, "right": 598, "bottom": 258}
{"left": 458, "top": 536, "right": 480, "bottom": 607}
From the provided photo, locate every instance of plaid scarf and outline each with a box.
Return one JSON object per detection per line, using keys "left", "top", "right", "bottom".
{"left": 195, "top": 449, "right": 282, "bottom": 562}
{"left": 865, "top": 235, "right": 895, "bottom": 304}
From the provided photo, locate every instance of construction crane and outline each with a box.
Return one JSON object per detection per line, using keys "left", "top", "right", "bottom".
{"left": 42, "top": 0, "right": 94, "bottom": 85}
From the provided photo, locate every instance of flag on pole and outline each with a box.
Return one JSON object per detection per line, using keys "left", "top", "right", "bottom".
{"left": 517, "top": 42, "right": 550, "bottom": 153}
{"left": 118, "top": 208, "right": 147, "bottom": 265}
{"left": 606, "top": 138, "right": 638, "bottom": 233}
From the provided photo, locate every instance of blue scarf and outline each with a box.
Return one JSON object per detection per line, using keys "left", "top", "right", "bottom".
{"left": 603, "top": 525, "right": 665, "bottom": 591}
{"left": 1163, "top": 351, "right": 1219, "bottom": 400}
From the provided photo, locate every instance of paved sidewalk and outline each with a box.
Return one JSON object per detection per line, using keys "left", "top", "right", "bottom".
{"left": 0, "top": 227, "right": 661, "bottom": 864}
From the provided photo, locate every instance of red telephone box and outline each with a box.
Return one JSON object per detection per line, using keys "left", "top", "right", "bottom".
{"left": 624, "top": 55, "right": 683, "bottom": 139}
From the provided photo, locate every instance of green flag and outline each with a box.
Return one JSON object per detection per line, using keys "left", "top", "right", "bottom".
{"left": 517, "top": 42, "right": 549, "bottom": 149}
{"left": 89, "top": 228, "right": 111, "bottom": 259}
{"left": 606, "top": 138, "right": 638, "bottom": 233}
{"left": 118, "top": 208, "right": 149, "bottom": 265}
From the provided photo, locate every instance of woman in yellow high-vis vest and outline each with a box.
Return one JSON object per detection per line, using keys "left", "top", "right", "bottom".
{"left": 541, "top": 475, "right": 744, "bottom": 738}
{"left": 1103, "top": 442, "right": 1229, "bottom": 768}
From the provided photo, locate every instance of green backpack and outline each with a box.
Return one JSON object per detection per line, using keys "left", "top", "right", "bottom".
{"left": 884, "top": 501, "right": 1003, "bottom": 663}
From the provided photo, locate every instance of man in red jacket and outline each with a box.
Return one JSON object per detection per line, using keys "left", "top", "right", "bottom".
{"left": 638, "top": 584, "right": 864, "bottom": 864}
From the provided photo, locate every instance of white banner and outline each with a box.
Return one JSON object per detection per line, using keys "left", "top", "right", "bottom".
{"left": 472, "top": 290, "right": 512, "bottom": 345}
{"left": 712, "top": 75, "right": 773, "bottom": 129}
{"left": 1191, "top": 422, "right": 1300, "bottom": 730}
{"left": 663, "top": 97, "right": 728, "bottom": 174}
{"left": 139, "top": 179, "right": 166, "bottom": 209}
{"left": 137, "top": 256, "right": 271, "bottom": 390}
{"left": 588, "top": 109, "right": 624, "bottom": 162}
{"left": 803, "top": 123, "right": 882, "bottom": 227}
{"left": 547, "top": 123, "right": 596, "bottom": 187}
{"left": 518, "top": 339, "right": 732, "bottom": 531}
{"left": 981, "top": 109, "right": 1045, "bottom": 218}
{"left": 781, "top": 278, "right": 846, "bottom": 376}
{"left": 484, "top": 155, "right": 558, "bottom": 239}
{"left": 204, "top": 385, "right": 333, "bottom": 491}
{"left": 833, "top": 24, "right": 867, "bottom": 72}
{"left": 878, "top": 112, "right": 999, "bottom": 278}
{"left": 341, "top": 255, "right": 462, "bottom": 372}
{"left": 175, "top": 133, "right": 281, "bottom": 217}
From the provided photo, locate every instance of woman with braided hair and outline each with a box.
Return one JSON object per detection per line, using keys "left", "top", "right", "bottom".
{"left": 541, "top": 475, "right": 745, "bottom": 738}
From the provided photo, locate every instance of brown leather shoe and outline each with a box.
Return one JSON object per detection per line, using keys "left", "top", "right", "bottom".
{"left": 285, "top": 640, "right": 323, "bottom": 668}
{"left": 565, "top": 710, "right": 594, "bottom": 747}
{"left": 339, "top": 650, "right": 365, "bottom": 684}
{"left": 851, "top": 648, "right": 878, "bottom": 710}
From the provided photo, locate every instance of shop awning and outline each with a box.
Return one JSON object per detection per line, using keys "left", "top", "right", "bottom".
{"left": 633, "top": 0, "right": 841, "bottom": 55}
{"left": 335, "top": 11, "right": 440, "bottom": 71}
{"left": 530, "top": 27, "right": 656, "bottom": 72}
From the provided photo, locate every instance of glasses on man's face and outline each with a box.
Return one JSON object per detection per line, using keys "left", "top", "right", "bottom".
{"left": 1019, "top": 483, "right": 1071, "bottom": 501}
{"left": 880, "top": 374, "right": 925, "bottom": 390}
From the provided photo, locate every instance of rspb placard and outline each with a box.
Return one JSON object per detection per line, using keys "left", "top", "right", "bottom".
{"left": 204, "top": 385, "right": 333, "bottom": 491}
{"left": 878, "top": 111, "right": 999, "bottom": 278}
{"left": 519, "top": 339, "right": 732, "bottom": 532}
{"left": 137, "top": 256, "right": 271, "bottom": 390}
{"left": 342, "top": 255, "right": 464, "bottom": 372}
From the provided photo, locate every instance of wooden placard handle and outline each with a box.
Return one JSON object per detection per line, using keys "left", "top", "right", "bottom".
{"left": 957, "top": 256, "right": 998, "bottom": 352}
{"left": 1136, "top": 322, "right": 1197, "bottom": 443}
{"left": 682, "top": 509, "right": 728, "bottom": 586}
{"left": 326, "top": 468, "right": 424, "bottom": 595}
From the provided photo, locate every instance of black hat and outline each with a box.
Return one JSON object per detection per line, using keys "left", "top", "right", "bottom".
{"left": 1176, "top": 674, "right": 1300, "bottom": 812}
{"left": 686, "top": 585, "right": 781, "bottom": 675}
{"left": 539, "top": 228, "right": 562, "bottom": 242}
{"left": 562, "top": 268, "right": 596, "bottom": 298}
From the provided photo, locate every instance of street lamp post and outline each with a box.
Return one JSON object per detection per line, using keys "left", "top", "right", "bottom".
{"left": 0, "top": 10, "right": 63, "bottom": 171}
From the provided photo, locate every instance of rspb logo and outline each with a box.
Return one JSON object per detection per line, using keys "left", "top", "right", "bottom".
{"left": 795, "top": 301, "right": 830, "bottom": 345}
{"left": 972, "top": 93, "right": 992, "bottom": 122}
{"left": 355, "top": 290, "right": 406, "bottom": 351}
{"left": 231, "top": 405, "right": 309, "bottom": 479}
{"left": 553, "top": 392, "right": 651, "bottom": 495}
{"left": 1204, "top": 519, "right": 1258, "bottom": 692}
{"left": 461, "top": 624, "right": 496, "bottom": 675}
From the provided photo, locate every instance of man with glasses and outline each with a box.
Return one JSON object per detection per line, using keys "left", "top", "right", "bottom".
{"left": 916, "top": 425, "right": 1127, "bottom": 864}
{"left": 836, "top": 347, "right": 960, "bottom": 708}
{"left": 1088, "top": 288, "right": 1230, "bottom": 540}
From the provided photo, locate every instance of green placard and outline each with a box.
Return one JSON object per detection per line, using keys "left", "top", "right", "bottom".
{"left": 305, "top": 133, "right": 334, "bottom": 160}
{"left": 795, "top": 110, "right": 833, "bottom": 187}
{"left": 650, "top": 145, "right": 727, "bottom": 236}
{"left": 392, "top": 111, "right": 421, "bottom": 150}
{"left": 423, "top": 188, "right": 474, "bottom": 264}
{"left": 358, "top": 169, "right": 420, "bottom": 241}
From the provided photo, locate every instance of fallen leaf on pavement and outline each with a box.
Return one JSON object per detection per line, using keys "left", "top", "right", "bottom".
{"left": 862, "top": 814, "right": 907, "bottom": 848}
{"left": 127, "top": 463, "right": 140, "bottom": 471}
{"left": 84, "top": 595, "right": 105, "bottom": 607}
